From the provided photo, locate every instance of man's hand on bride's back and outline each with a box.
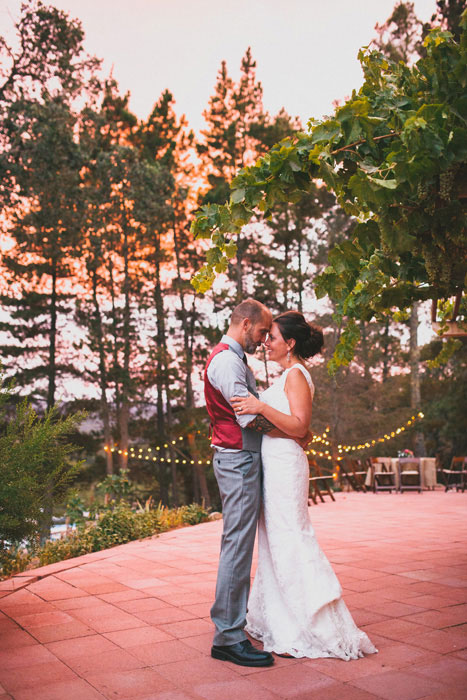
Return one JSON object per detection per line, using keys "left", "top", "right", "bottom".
{"left": 295, "top": 429, "right": 313, "bottom": 449}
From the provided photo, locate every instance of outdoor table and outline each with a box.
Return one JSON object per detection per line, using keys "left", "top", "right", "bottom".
{"left": 365, "top": 457, "right": 437, "bottom": 490}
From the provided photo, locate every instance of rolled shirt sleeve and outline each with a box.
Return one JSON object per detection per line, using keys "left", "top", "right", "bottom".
{"left": 207, "top": 351, "right": 257, "bottom": 428}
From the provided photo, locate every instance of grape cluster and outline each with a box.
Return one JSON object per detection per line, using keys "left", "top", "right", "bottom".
{"left": 417, "top": 182, "right": 429, "bottom": 200}
{"left": 439, "top": 166, "right": 458, "bottom": 201}
{"left": 423, "top": 244, "right": 442, "bottom": 286}
{"left": 377, "top": 216, "right": 394, "bottom": 253}
{"left": 421, "top": 233, "right": 457, "bottom": 291}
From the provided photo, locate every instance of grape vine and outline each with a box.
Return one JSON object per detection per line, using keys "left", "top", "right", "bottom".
{"left": 191, "top": 19, "right": 467, "bottom": 371}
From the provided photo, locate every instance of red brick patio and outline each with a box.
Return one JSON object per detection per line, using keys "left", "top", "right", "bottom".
{"left": 0, "top": 491, "right": 466, "bottom": 700}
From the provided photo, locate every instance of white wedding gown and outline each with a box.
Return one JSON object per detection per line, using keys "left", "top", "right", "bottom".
{"left": 245, "top": 364, "right": 377, "bottom": 660}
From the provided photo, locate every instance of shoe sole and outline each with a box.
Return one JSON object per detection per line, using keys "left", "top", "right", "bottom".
{"left": 211, "top": 648, "right": 274, "bottom": 667}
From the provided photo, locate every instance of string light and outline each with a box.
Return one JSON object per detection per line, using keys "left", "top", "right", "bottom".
{"left": 103, "top": 415, "right": 425, "bottom": 466}
{"left": 305, "top": 448, "right": 333, "bottom": 461}
{"left": 336, "top": 412, "right": 424, "bottom": 454}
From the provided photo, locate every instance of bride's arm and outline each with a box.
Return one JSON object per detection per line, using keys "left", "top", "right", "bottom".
{"left": 231, "top": 369, "right": 312, "bottom": 439}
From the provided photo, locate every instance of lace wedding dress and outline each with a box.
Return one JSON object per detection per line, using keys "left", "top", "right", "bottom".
{"left": 245, "top": 363, "right": 377, "bottom": 660}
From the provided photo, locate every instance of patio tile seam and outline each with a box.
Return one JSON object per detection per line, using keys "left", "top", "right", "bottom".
{"left": 0, "top": 556, "right": 114, "bottom": 599}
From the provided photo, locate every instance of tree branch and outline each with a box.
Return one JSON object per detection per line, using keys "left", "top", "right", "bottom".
{"left": 330, "top": 131, "right": 401, "bottom": 156}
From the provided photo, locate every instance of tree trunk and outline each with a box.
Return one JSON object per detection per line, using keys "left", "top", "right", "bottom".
{"left": 284, "top": 239, "right": 290, "bottom": 309}
{"left": 330, "top": 324, "right": 342, "bottom": 485}
{"left": 38, "top": 479, "right": 53, "bottom": 545}
{"left": 359, "top": 320, "right": 371, "bottom": 383}
{"left": 410, "top": 303, "right": 426, "bottom": 457}
{"left": 165, "top": 389, "right": 178, "bottom": 506}
{"left": 382, "top": 319, "right": 390, "bottom": 383}
{"left": 47, "top": 257, "right": 57, "bottom": 411}
{"left": 283, "top": 210, "right": 290, "bottom": 308}
{"left": 154, "top": 232, "right": 169, "bottom": 503}
{"left": 172, "top": 214, "right": 194, "bottom": 409}
{"left": 235, "top": 234, "right": 245, "bottom": 303}
{"left": 91, "top": 270, "right": 113, "bottom": 474}
{"left": 297, "top": 229, "right": 304, "bottom": 312}
{"left": 187, "top": 431, "right": 211, "bottom": 508}
{"left": 261, "top": 345, "right": 270, "bottom": 388}
{"left": 107, "top": 252, "right": 122, "bottom": 469}
{"left": 119, "top": 221, "right": 131, "bottom": 471}
{"left": 42, "top": 255, "right": 58, "bottom": 541}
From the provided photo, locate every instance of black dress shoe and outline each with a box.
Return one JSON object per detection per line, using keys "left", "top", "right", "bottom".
{"left": 211, "top": 639, "right": 274, "bottom": 667}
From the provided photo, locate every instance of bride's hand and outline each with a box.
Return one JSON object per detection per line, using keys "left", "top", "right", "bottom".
{"left": 296, "top": 429, "right": 313, "bottom": 449}
{"left": 230, "top": 393, "right": 263, "bottom": 416}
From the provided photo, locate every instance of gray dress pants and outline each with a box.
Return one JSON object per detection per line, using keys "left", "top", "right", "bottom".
{"left": 211, "top": 449, "right": 261, "bottom": 646}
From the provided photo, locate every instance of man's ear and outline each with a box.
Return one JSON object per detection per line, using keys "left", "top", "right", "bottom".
{"left": 242, "top": 318, "right": 251, "bottom": 331}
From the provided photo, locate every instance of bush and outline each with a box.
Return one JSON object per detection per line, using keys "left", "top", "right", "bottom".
{"left": 0, "top": 368, "right": 86, "bottom": 551}
{"left": 0, "top": 545, "right": 31, "bottom": 579}
{"left": 181, "top": 503, "right": 211, "bottom": 525}
{"left": 36, "top": 501, "right": 210, "bottom": 568}
{"left": 0, "top": 445, "right": 211, "bottom": 579}
{"left": 97, "top": 470, "right": 134, "bottom": 503}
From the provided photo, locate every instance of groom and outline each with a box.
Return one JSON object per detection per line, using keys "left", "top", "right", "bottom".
{"left": 204, "top": 298, "right": 281, "bottom": 667}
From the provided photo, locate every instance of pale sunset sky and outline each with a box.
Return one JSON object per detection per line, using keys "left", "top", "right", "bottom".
{"left": 1, "top": 0, "right": 438, "bottom": 132}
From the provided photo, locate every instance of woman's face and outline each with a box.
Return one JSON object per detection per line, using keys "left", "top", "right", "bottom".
{"left": 265, "top": 322, "right": 291, "bottom": 362}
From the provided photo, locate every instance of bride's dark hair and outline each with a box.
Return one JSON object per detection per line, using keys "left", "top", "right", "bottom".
{"left": 274, "top": 311, "right": 323, "bottom": 359}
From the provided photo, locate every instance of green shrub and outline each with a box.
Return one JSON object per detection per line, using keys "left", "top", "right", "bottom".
{"left": 0, "top": 441, "right": 210, "bottom": 578}
{"left": 181, "top": 503, "right": 211, "bottom": 525}
{"left": 0, "top": 545, "right": 31, "bottom": 579}
{"left": 0, "top": 368, "right": 86, "bottom": 550}
{"left": 36, "top": 500, "right": 210, "bottom": 568}
{"left": 97, "top": 470, "right": 134, "bottom": 503}
{"left": 65, "top": 491, "right": 87, "bottom": 526}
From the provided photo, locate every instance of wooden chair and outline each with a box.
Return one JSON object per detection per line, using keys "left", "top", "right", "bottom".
{"left": 442, "top": 457, "right": 467, "bottom": 492}
{"left": 349, "top": 458, "right": 368, "bottom": 492}
{"left": 340, "top": 458, "right": 366, "bottom": 492}
{"left": 398, "top": 457, "right": 422, "bottom": 493}
{"left": 371, "top": 458, "right": 397, "bottom": 493}
{"left": 308, "top": 458, "right": 335, "bottom": 504}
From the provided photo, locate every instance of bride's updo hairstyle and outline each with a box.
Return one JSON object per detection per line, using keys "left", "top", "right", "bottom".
{"left": 274, "top": 311, "right": 323, "bottom": 359}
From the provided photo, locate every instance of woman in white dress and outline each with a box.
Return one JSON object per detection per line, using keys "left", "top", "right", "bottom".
{"left": 231, "top": 311, "right": 377, "bottom": 661}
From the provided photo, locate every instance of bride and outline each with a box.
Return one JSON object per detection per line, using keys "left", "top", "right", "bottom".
{"left": 231, "top": 311, "right": 377, "bottom": 660}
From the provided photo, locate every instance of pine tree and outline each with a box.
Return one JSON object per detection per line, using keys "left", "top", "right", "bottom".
{"left": 0, "top": 96, "right": 84, "bottom": 409}
{"left": 77, "top": 84, "right": 174, "bottom": 477}
{"left": 136, "top": 90, "right": 199, "bottom": 504}
{"left": 0, "top": 0, "right": 99, "bottom": 106}
{"left": 373, "top": 2, "right": 424, "bottom": 63}
{"left": 197, "top": 49, "right": 269, "bottom": 301}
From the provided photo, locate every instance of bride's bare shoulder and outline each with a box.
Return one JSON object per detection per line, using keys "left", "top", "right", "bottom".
{"left": 284, "top": 365, "right": 311, "bottom": 390}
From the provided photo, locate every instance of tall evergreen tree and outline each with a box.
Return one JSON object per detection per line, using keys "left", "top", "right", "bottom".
{"left": 79, "top": 91, "right": 174, "bottom": 475}
{"left": 0, "top": 0, "right": 100, "bottom": 106}
{"left": 373, "top": 2, "right": 424, "bottom": 63}
{"left": 136, "top": 90, "right": 208, "bottom": 504}
{"left": 197, "top": 49, "right": 269, "bottom": 301}
{"left": 0, "top": 96, "right": 83, "bottom": 409}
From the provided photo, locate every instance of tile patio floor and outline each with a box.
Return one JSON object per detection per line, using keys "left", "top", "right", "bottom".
{"left": 0, "top": 490, "right": 466, "bottom": 700}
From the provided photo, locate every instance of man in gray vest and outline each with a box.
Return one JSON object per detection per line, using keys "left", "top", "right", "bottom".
{"left": 204, "top": 299, "right": 289, "bottom": 667}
